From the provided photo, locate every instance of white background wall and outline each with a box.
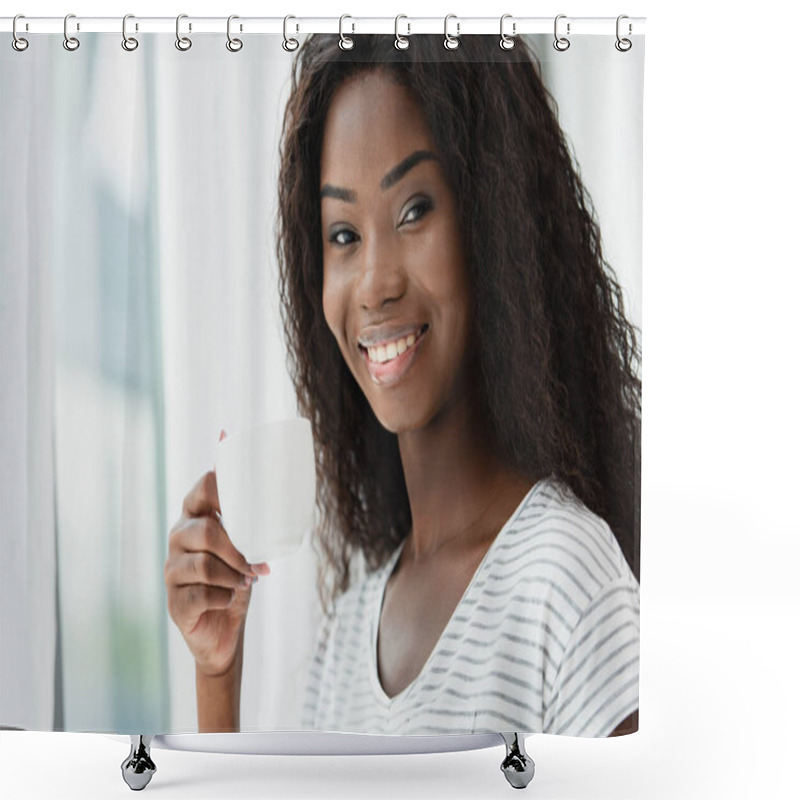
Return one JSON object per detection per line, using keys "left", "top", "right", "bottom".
{"left": 2, "top": 1, "right": 798, "bottom": 799}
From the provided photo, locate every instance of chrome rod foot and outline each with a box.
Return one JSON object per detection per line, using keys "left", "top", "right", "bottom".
{"left": 121, "top": 735, "right": 156, "bottom": 791}
{"left": 500, "top": 732, "right": 535, "bottom": 789}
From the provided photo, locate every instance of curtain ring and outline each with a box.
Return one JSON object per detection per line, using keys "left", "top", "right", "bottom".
{"left": 282, "top": 15, "right": 299, "bottom": 51}
{"left": 176, "top": 14, "right": 192, "bottom": 51}
{"left": 553, "top": 14, "right": 570, "bottom": 51}
{"left": 444, "top": 14, "right": 460, "bottom": 50}
{"left": 339, "top": 15, "right": 354, "bottom": 50}
{"left": 394, "top": 15, "right": 410, "bottom": 50}
{"left": 12, "top": 14, "right": 29, "bottom": 51}
{"left": 615, "top": 14, "right": 632, "bottom": 52}
{"left": 122, "top": 14, "right": 139, "bottom": 51}
{"left": 226, "top": 15, "right": 243, "bottom": 52}
{"left": 63, "top": 13, "right": 80, "bottom": 51}
{"left": 500, "top": 14, "right": 515, "bottom": 50}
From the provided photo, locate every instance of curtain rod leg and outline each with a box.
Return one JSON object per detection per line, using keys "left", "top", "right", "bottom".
{"left": 121, "top": 735, "right": 157, "bottom": 791}
{"left": 500, "top": 732, "right": 535, "bottom": 789}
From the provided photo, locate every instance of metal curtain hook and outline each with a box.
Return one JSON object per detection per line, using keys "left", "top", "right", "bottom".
{"left": 444, "top": 14, "right": 460, "bottom": 50}
{"left": 122, "top": 14, "right": 139, "bottom": 51}
{"left": 500, "top": 14, "right": 516, "bottom": 50}
{"left": 12, "top": 14, "right": 29, "bottom": 51}
{"left": 282, "top": 15, "right": 299, "bottom": 51}
{"left": 226, "top": 15, "right": 243, "bottom": 52}
{"left": 176, "top": 13, "right": 192, "bottom": 51}
{"left": 554, "top": 14, "right": 570, "bottom": 51}
{"left": 615, "top": 14, "right": 632, "bottom": 51}
{"left": 394, "top": 14, "right": 410, "bottom": 50}
{"left": 339, "top": 14, "right": 354, "bottom": 50}
{"left": 63, "top": 13, "right": 80, "bottom": 51}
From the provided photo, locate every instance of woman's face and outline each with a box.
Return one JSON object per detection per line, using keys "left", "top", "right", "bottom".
{"left": 320, "top": 70, "right": 473, "bottom": 434}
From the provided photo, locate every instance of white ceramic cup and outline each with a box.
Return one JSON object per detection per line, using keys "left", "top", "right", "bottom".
{"left": 215, "top": 418, "right": 316, "bottom": 563}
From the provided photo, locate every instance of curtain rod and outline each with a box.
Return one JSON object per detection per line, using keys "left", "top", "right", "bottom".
{"left": 1, "top": 16, "right": 646, "bottom": 37}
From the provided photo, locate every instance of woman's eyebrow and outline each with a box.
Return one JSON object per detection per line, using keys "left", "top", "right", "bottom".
{"left": 320, "top": 150, "right": 439, "bottom": 203}
{"left": 380, "top": 150, "right": 439, "bottom": 190}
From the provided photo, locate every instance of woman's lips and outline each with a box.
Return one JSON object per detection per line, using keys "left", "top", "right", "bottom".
{"left": 360, "top": 326, "right": 428, "bottom": 387}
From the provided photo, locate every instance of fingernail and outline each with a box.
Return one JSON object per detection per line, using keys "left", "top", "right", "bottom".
{"left": 219, "top": 429, "right": 227, "bottom": 442}
{"left": 242, "top": 575, "right": 252, "bottom": 587}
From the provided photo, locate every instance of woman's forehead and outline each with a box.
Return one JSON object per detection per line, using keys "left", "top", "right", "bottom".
{"left": 320, "top": 73, "right": 435, "bottom": 179}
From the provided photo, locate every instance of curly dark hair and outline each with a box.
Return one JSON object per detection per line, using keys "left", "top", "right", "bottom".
{"left": 276, "top": 34, "right": 641, "bottom": 612}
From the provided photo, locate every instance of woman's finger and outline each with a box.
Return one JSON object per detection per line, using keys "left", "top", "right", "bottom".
{"left": 182, "top": 470, "right": 221, "bottom": 519}
{"left": 170, "top": 583, "right": 236, "bottom": 628}
{"left": 167, "top": 550, "right": 255, "bottom": 591}
{"left": 169, "top": 514, "right": 256, "bottom": 578}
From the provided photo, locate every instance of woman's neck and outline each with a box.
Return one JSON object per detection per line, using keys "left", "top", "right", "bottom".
{"left": 397, "top": 387, "right": 532, "bottom": 565}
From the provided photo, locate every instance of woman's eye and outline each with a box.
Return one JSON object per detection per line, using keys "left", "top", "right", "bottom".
{"left": 327, "top": 199, "right": 432, "bottom": 247}
{"left": 329, "top": 228, "right": 358, "bottom": 247}
{"left": 401, "top": 198, "right": 433, "bottom": 226}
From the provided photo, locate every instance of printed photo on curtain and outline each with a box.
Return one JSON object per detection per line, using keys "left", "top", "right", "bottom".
{"left": 1, "top": 28, "right": 643, "bottom": 742}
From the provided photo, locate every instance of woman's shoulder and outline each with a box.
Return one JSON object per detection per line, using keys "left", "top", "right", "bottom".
{"left": 493, "top": 476, "right": 638, "bottom": 608}
{"left": 326, "top": 546, "right": 396, "bottom": 625}
{"left": 311, "top": 565, "right": 379, "bottom": 664}
{"left": 528, "top": 477, "right": 633, "bottom": 573}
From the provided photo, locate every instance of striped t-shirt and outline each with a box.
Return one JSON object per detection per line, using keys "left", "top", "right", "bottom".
{"left": 301, "top": 477, "right": 639, "bottom": 737}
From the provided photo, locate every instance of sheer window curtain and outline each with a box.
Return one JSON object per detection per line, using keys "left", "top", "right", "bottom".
{"left": 1, "top": 32, "right": 642, "bottom": 734}
{"left": 1, "top": 35, "right": 320, "bottom": 734}
{"left": 2, "top": 37, "right": 175, "bottom": 732}
{"left": 1, "top": 47, "right": 59, "bottom": 731}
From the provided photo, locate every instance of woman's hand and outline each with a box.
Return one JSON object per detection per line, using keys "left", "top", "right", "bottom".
{"left": 165, "top": 450, "right": 270, "bottom": 679}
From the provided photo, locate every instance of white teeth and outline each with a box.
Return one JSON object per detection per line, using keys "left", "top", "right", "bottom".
{"left": 365, "top": 329, "right": 422, "bottom": 364}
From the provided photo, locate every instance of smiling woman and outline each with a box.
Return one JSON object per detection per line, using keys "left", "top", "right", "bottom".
{"left": 169, "top": 31, "right": 641, "bottom": 740}
{"left": 273, "top": 33, "right": 641, "bottom": 737}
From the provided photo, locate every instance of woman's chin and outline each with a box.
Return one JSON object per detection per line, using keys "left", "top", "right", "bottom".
{"left": 372, "top": 403, "right": 431, "bottom": 436}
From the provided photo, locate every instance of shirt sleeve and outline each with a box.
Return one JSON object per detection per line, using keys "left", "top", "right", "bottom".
{"left": 543, "top": 575, "right": 640, "bottom": 737}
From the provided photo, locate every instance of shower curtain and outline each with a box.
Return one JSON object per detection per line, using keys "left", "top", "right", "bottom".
{"left": 1, "top": 24, "right": 644, "bottom": 737}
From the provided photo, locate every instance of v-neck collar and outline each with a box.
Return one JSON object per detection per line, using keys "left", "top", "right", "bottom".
{"left": 368, "top": 480, "right": 542, "bottom": 707}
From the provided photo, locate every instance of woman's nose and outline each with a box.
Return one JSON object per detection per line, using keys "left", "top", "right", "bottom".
{"left": 354, "top": 230, "right": 407, "bottom": 310}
